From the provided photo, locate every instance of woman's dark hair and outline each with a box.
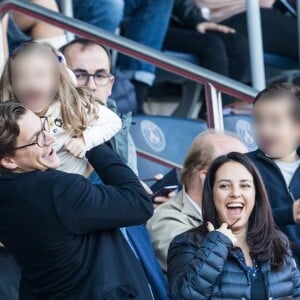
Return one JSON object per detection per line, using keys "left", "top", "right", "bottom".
{"left": 200, "top": 152, "right": 288, "bottom": 271}
{"left": 254, "top": 83, "right": 300, "bottom": 122}
{"left": 0, "top": 101, "right": 27, "bottom": 163}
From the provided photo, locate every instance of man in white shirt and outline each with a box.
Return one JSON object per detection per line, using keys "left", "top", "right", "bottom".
{"left": 147, "top": 130, "right": 248, "bottom": 272}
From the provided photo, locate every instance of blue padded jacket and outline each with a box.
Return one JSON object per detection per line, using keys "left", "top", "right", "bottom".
{"left": 168, "top": 230, "right": 300, "bottom": 300}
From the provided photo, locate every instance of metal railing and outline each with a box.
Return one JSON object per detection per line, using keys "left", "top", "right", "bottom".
{"left": 246, "top": 0, "right": 266, "bottom": 90}
{"left": 0, "top": 0, "right": 258, "bottom": 130}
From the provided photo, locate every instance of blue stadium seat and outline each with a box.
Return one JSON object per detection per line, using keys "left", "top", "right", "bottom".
{"left": 264, "top": 53, "right": 298, "bottom": 69}
{"left": 130, "top": 115, "right": 207, "bottom": 179}
{"left": 223, "top": 114, "right": 257, "bottom": 151}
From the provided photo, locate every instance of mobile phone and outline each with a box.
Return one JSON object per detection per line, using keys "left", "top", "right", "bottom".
{"left": 151, "top": 185, "right": 178, "bottom": 201}
{"left": 150, "top": 168, "right": 180, "bottom": 192}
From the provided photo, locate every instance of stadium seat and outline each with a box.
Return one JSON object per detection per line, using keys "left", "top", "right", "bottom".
{"left": 264, "top": 53, "right": 298, "bottom": 70}
{"left": 130, "top": 115, "right": 207, "bottom": 179}
{"left": 155, "top": 51, "right": 202, "bottom": 118}
{"left": 223, "top": 114, "right": 257, "bottom": 151}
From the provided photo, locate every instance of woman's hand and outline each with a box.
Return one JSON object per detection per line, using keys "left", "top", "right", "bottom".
{"left": 196, "top": 22, "right": 236, "bottom": 34}
{"left": 207, "top": 222, "right": 237, "bottom": 246}
{"left": 64, "top": 137, "right": 87, "bottom": 159}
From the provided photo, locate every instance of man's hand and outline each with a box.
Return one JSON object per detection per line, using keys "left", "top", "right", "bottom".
{"left": 196, "top": 22, "right": 236, "bottom": 34}
{"left": 152, "top": 192, "right": 176, "bottom": 209}
{"left": 293, "top": 199, "right": 300, "bottom": 223}
{"left": 140, "top": 173, "right": 176, "bottom": 208}
{"left": 64, "top": 137, "right": 87, "bottom": 159}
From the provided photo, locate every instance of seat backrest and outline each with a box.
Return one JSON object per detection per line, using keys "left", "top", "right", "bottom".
{"left": 130, "top": 115, "right": 207, "bottom": 179}
{"left": 223, "top": 114, "right": 257, "bottom": 151}
{"left": 264, "top": 53, "right": 298, "bottom": 69}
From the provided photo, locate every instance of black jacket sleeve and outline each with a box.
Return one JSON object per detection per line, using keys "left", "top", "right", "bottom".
{"left": 173, "top": 0, "right": 207, "bottom": 30}
{"left": 52, "top": 144, "right": 153, "bottom": 235}
{"left": 273, "top": 205, "right": 295, "bottom": 226}
{"left": 167, "top": 230, "right": 232, "bottom": 300}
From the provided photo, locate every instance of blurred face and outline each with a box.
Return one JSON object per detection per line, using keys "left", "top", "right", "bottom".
{"left": 253, "top": 97, "right": 300, "bottom": 158}
{"left": 2, "top": 110, "right": 60, "bottom": 172}
{"left": 11, "top": 52, "right": 59, "bottom": 115}
{"left": 64, "top": 43, "right": 114, "bottom": 105}
{"left": 213, "top": 161, "right": 255, "bottom": 232}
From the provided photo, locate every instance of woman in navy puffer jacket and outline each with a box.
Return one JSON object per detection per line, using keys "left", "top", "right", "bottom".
{"left": 168, "top": 152, "right": 300, "bottom": 300}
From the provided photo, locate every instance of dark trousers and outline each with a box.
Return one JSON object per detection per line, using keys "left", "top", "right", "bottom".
{"left": 223, "top": 8, "right": 298, "bottom": 61}
{"left": 163, "top": 26, "right": 249, "bottom": 82}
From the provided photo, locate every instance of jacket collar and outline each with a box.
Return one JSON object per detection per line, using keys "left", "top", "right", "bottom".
{"left": 254, "top": 147, "right": 300, "bottom": 161}
{"left": 0, "top": 171, "right": 14, "bottom": 180}
{"left": 180, "top": 188, "right": 203, "bottom": 221}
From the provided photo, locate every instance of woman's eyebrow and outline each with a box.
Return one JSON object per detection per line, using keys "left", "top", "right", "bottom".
{"left": 216, "top": 179, "right": 253, "bottom": 183}
{"left": 73, "top": 68, "right": 109, "bottom": 74}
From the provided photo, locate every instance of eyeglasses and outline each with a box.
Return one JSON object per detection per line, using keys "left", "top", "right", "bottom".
{"left": 74, "top": 71, "right": 112, "bottom": 86}
{"left": 14, "top": 117, "right": 50, "bottom": 150}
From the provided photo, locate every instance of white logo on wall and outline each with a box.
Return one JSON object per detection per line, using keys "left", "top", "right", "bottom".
{"left": 140, "top": 120, "right": 166, "bottom": 152}
{"left": 236, "top": 119, "right": 256, "bottom": 151}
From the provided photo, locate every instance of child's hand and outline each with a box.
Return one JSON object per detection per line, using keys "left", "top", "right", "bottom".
{"left": 293, "top": 199, "right": 300, "bottom": 223}
{"left": 64, "top": 137, "right": 86, "bottom": 159}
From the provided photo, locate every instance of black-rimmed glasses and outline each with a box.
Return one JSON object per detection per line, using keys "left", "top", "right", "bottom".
{"left": 14, "top": 117, "right": 50, "bottom": 150}
{"left": 74, "top": 71, "right": 112, "bottom": 86}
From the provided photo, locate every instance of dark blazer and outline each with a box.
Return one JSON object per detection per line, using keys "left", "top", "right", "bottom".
{"left": 247, "top": 149, "right": 300, "bottom": 263}
{"left": 0, "top": 144, "right": 154, "bottom": 300}
{"left": 167, "top": 230, "right": 300, "bottom": 300}
{"left": 0, "top": 247, "right": 20, "bottom": 300}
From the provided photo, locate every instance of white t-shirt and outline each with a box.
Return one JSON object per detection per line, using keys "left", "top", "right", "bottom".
{"left": 274, "top": 159, "right": 300, "bottom": 187}
{"left": 46, "top": 101, "right": 122, "bottom": 175}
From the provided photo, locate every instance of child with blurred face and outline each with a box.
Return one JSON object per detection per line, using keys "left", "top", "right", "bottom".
{"left": 248, "top": 83, "right": 300, "bottom": 265}
{"left": 0, "top": 42, "right": 121, "bottom": 177}
{"left": 253, "top": 84, "right": 300, "bottom": 163}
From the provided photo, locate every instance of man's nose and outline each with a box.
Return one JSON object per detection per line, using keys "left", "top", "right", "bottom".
{"left": 86, "top": 76, "right": 97, "bottom": 91}
{"left": 44, "top": 131, "right": 55, "bottom": 145}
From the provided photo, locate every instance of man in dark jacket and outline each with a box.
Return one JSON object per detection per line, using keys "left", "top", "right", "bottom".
{"left": 0, "top": 101, "right": 154, "bottom": 299}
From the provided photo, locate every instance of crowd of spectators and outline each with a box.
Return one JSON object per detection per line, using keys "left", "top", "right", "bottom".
{"left": 0, "top": 0, "right": 299, "bottom": 299}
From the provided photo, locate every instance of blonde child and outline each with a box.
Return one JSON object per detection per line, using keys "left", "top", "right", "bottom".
{"left": 0, "top": 42, "right": 121, "bottom": 177}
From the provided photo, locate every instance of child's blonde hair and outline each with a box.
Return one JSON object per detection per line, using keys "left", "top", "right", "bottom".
{"left": 0, "top": 42, "right": 99, "bottom": 137}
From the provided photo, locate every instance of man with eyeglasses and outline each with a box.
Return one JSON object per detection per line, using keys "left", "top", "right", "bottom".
{"left": 61, "top": 39, "right": 170, "bottom": 300}
{"left": 56, "top": 0, "right": 173, "bottom": 114}
{"left": 61, "top": 38, "right": 139, "bottom": 175}
{"left": 0, "top": 101, "right": 154, "bottom": 299}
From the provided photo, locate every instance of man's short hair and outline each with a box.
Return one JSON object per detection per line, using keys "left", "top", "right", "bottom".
{"left": 59, "top": 38, "right": 112, "bottom": 72}
{"left": 181, "top": 130, "right": 243, "bottom": 189}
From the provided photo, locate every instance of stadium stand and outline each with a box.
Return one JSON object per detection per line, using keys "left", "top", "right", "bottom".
{"left": 0, "top": 0, "right": 299, "bottom": 299}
